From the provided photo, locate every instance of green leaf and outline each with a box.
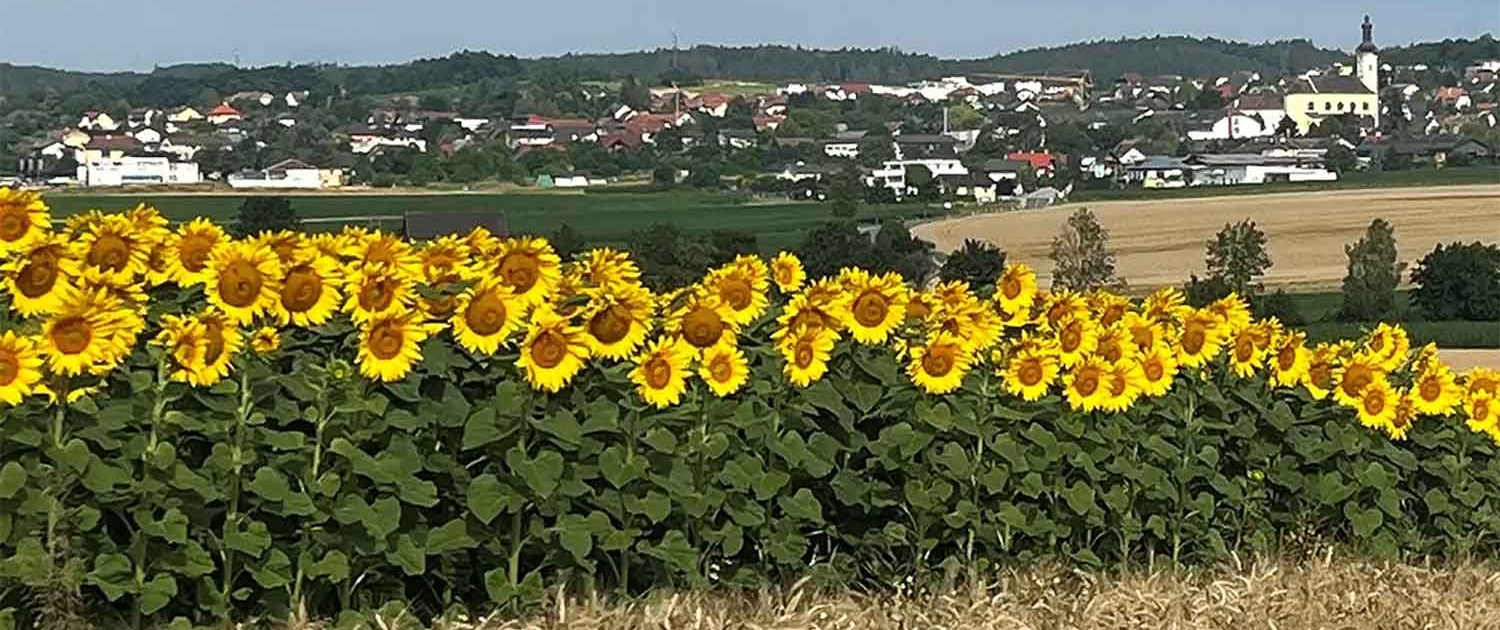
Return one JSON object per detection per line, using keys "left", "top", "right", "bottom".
{"left": 581, "top": 399, "right": 620, "bottom": 434}
{"left": 251, "top": 549, "right": 293, "bottom": 589}
{"left": 225, "top": 520, "right": 272, "bottom": 557}
{"left": 86, "top": 553, "right": 133, "bottom": 601}
{"left": 1062, "top": 481, "right": 1097, "bottom": 515}
{"left": 305, "top": 550, "right": 351, "bottom": 582}
{"left": 933, "top": 442, "right": 971, "bottom": 478}
{"left": 386, "top": 409, "right": 428, "bottom": 431}
{"left": 247, "top": 467, "right": 291, "bottom": 502}
{"left": 138, "top": 574, "right": 178, "bottom": 615}
{"left": 1344, "top": 503, "right": 1384, "bottom": 538}
{"left": 555, "top": 515, "right": 595, "bottom": 562}
{"left": 60, "top": 438, "right": 91, "bottom": 473}
{"left": 917, "top": 401, "right": 954, "bottom": 430}
{"left": 156, "top": 508, "right": 189, "bottom": 544}
{"left": 0, "top": 462, "right": 25, "bottom": 499}
{"left": 843, "top": 381, "right": 884, "bottom": 414}
{"left": 507, "top": 449, "right": 564, "bottom": 498}
{"left": 779, "top": 489, "right": 823, "bottom": 523}
{"left": 643, "top": 530, "right": 697, "bottom": 574}
{"left": 426, "top": 519, "right": 478, "bottom": 554}
{"left": 801, "top": 381, "right": 852, "bottom": 424}
{"left": 368, "top": 497, "right": 402, "bottom": 540}
{"left": 161, "top": 541, "right": 215, "bottom": 578}
{"left": 598, "top": 445, "right": 643, "bottom": 489}
{"left": 626, "top": 491, "right": 672, "bottom": 525}
{"left": 537, "top": 408, "right": 584, "bottom": 446}
{"left": 396, "top": 475, "right": 439, "bottom": 507}
{"left": 462, "top": 408, "right": 503, "bottom": 450}
{"left": 467, "top": 474, "right": 515, "bottom": 524}
{"left": 1423, "top": 488, "right": 1451, "bottom": 515}
{"left": 386, "top": 535, "right": 426, "bottom": 575}
{"left": 642, "top": 427, "right": 679, "bottom": 453}
{"left": 752, "top": 470, "right": 790, "bottom": 501}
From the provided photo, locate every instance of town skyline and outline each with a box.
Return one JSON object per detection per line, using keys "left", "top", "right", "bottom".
{"left": 0, "top": 0, "right": 1493, "bottom": 72}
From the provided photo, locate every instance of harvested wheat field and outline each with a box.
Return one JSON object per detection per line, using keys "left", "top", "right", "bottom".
{"left": 913, "top": 185, "right": 1500, "bottom": 293}
{"left": 416, "top": 557, "right": 1500, "bottom": 630}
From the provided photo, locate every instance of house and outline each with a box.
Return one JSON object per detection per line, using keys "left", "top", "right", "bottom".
{"left": 158, "top": 135, "right": 210, "bottom": 162}
{"left": 1283, "top": 16, "right": 1381, "bottom": 134}
{"left": 1006, "top": 151, "right": 1060, "bottom": 176}
{"left": 227, "top": 158, "right": 341, "bottom": 189}
{"left": 598, "top": 132, "right": 645, "bottom": 151}
{"left": 1435, "top": 87, "right": 1472, "bottom": 110}
{"left": 130, "top": 128, "right": 164, "bottom": 146}
{"left": 206, "top": 103, "right": 244, "bottom": 125}
{"left": 694, "top": 93, "right": 734, "bottom": 117}
{"left": 78, "top": 111, "right": 119, "bottom": 131}
{"left": 717, "top": 129, "right": 757, "bottom": 150}
{"left": 285, "top": 91, "right": 310, "bottom": 108}
{"left": 1357, "top": 135, "right": 1492, "bottom": 165}
{"left": 759, "top": 95, "right": 789, "bottom": 117}
{"left": 773, "top": 137, "right": 817, "bottom": 148}
{"left": 60, "top": 129, "right": 92, "bottom": 149}
{"left": 80, "top": 134, "right": 143, "bottom": 163}
{"left": 892, "top": 134, "right": 960, "bottom": 159}
{"left": 937, "top": 172, "right": 1000, "bottom": 203}
{"left": 167, "top": 107, "right": 204, "bottom": 123}
{"left": 824, "top": 83, "right": 872, "bottom": 101}
{"left": 348, "top": 127, "right": 428, "bottom": 154}
{"left": 823, "top": 139, "right": 863, "bottom": 159}
{"left": 772, "top": 162, "right": 844, "bottom": 183}
{"left": 1182, "top": 153, "right": 1337, "bottom": 185}
{"left": 1123, "top": 156, "right": 1193, "bottom": 188}
{"left": 127, "top": 108, "right": 163, "bottom": 129}
{"left": 455, "top": 117, "right": 491, "bottom": 132}
{"left": 865, "top": 158, "right": 967, "bottom": 193}
{"left": 965, "top": 158, "right": 1031, "bottom": 193}
{"left": 77, "top": 154, "right": 201, "bottom": 187}
{"left": 275, "top": 116, "right": 297, "bottom": 128}
{"left": 1186, "top": 112, "right": 1276, "bottom": 141}
{"left": 752, "top": 114, "right": 785, "bottom": 132}
{"left": 228, "top": 91, "right": 274, "bottom": 107}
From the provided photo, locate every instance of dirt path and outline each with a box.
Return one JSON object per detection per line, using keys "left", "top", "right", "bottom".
{"left": 913, "top": 185, "right": 1500, "bottom": 292}
{"left": 1440, "top": 349, "right": 1500, "bottom": 371}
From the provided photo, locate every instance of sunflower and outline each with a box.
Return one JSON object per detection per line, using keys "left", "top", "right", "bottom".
{"left": 205, "top": 241, "right": 283, "bottom": 325}
{"left": 931, "top": 280, "right": 976, "bottom": 313}
{"left": 1063, "top": 357, "right": 1112, "bottom": 413}
{"left": 418, "top": 236, "right": 471, "bottom": 285}
{"left": 1053, "top": 316, "right": 1099, "bottom": 368}
{"left": 490, "top": 237, "right": 562, "bottom": 306}
{"left": 1268, "top": 331, "right": 1310, "bottom": 388}
{"left": 770, "top": 251, "right": 806, "bottom": 293}
{"left": 124, "top": 204, "right": 171, "bottom": 247}
{"left": 449, "top": 277, "right": 524, "bottom": 356}
{"left": 782, "top": 326, "right": 836, "bottom": 388}
{"left": 1101, "top": 359, "right": 1146, "bottom": 413}
{"left": 778, "top": 280, "right": 849, "bottom": 335}
{"left": 154, "top": 315, "right": 210, "bottom": 385}
{"left": 1386, "top": 394, "right": 1418, "bottom": 441}
{"left": 251, "top": 326, "right": 281, "bottom": 355}
{"left": 192, "top": 310, "right": 243, "bottom": 387}
{"left": 1089, "top": 291, "right": 1132, "bottom": 328}
{"left": 1206, "top": 294, "right": 1252, "bottom": 332}
{"left": 273, "top": 249, "right": 343, "bottom": 328}
{"left": 462, "top": 225, "right": 502, "bottom": 258}
{"left": 343, "top": 230, "right": 420, "bottom": 277}
{"left": 1142, "top": 287, "right": 1187, "bottom": 324}
{"left": 1465, "top": 391, "right": 1498, "bottom": 435}
{"left": 308, "top": 233, "right": 353, "bottom": 261}
{"left": 1120, "top": 313, "right": 1164, "bottom": 353}
{"left": 1003, "top": 348, "right": 1060, "bottom": 402}
{"left": 838, "top": 269, "right": 907, "bottom": 345}
{"left": 356, "top": 310, "right": 433, "bottom": 382}
{"left": 579, "top": 248, "right": 642, "bottom": 289}
{"left": 0, "top": 331, "right": 44, "bottom": 406}
{"left": 1176, "top": 309, "right": 1227, "bottom": 369}
{"left": 251, "top": 230, "right": 304, "bottom": 266}
{"left": 1227, "top": 326, "right": 1266, "bottom": 378}
{"left": 342, "top": 264, "right": 416, "bottom": 324}
{"left": 1041, "top": 290, "right": 1089, "bottom": 330}
{"left": 517, "top": 305, "right": 591, "bottom": 393}
{"left": 699, "top": 341, "right": 750, "bottom": 398}
{"left": 1363, "top": 323, "right": 1410, "bottom": 372}
{"left": 907, "top": 333, "right": 973, "bottom": 395}
{"left": 1303, "top": 344, "right": 1340, "bottom": 400}
{"left": 1095, "top": 324, "right": 1137, "bottom": 364}
{"left": 954, "top": 303, "right": 1004, "bottom": 354}
{"left": 630, "top": 336, "right": 696, "bottom": 409}
{"left": 0, "top": 187, "right": 51, "bottom": 255}
{"left": 668, "top": 290, "right": 737, "bottom": 350}
{"left": 1332, "top": 354, "right": 1385, "bottom": 408}
{"left": 1356, "top": 377, "right": 1399, "bottom": 431}
{"left": 581, "top": 283, "right": 655, "bottom": 360}
{"left": 1466, "top": 367, "right": 1499, "bottom": 397}
{"left": 1410, "top": 362, "right": 1462, "bottom": 416}
{"left": 72, "top": 214, "right": 150, "bottom": 285}
{"left": 707, "top": 256, "right": 770, "bottom": 326}
{"left": 2, "top": 234, "right": 75, "bottom": 317}
{"left": 1137, "top": 343, "right": 1179, "bottom": 398}
{"left": 995, "top": 263, "right": 1038, "bottom": 315}
{"left": 906, "top": 291, "right": 935, "bottom": 322}
{"left": 37, "top": 286, "right": 133, "bottom": 377}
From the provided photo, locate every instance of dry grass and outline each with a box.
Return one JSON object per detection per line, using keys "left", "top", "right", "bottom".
{"left": 358, "top": 556, "right": 1500, "bottom": 630}
{"left": 912, "top": 185, "right": 1500, "bottom": 293}
{"left": 1438, "top": 349, "right": 1500, "bottom": 371}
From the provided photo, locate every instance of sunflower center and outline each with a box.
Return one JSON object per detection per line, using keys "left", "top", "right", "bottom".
{"left": 1309, "top": 362, "right": 1332, "bottom": 389}
{"left": 88, "top": 234, "right": 131, "bottom": 272}
{"left": 1018, "top": 360, "right": 1043, "bottom": 386}
{"left": 358, "top": 277, "right": 396, "bottom": 313}
{"left": 1131, "top": 326, "right": 1154, "bottom": 349}
{"left": 282, "top": 266, "right": 323, "bottom": 313}
{"left": 202, "top": 318, "right": 226, "bottom": 363}
{"left": 1368, "top": 334, "right": 1387, "bottom": 353}
{"left": 1101, "top": 341, "right": 1122, "bottom": 363}
{"left": 1109, "top": 372, "right": 1129, "bottom": 396}
{"left": 1144, "top": 358, "right": 1165, "bottom": 381}
{"left": 499, "top": 253, "right": 540, "bottom": 293}
{"left": 464, "top": 291, "right": 509, "bottom": 336}
{"left": 530, "top": 330, "right": 568, "bottom": 369}
{"left": 179, "top": 234, "right": 215, "bottom": 272}
{"left": 16, "top": 253, "right": 59, "bottom": 298}
{"left": 794, "top": 341, "right": 816, "bottom": 369}
{"left": 922, "top": 347, "right": 955, "bottom": 377}
{"left": 51, "top": 316, "right": 93, "bottom": 355}
{"left": 682, "top": 306, "right": 725, "bottom": 348}
{"left": 219, "top": 260, "right": 265, "bottom": 308}
{"left": 1074, "top": 370, "right": 1100, "bottom": 397}
{"left": 1341, "top": 367, "right": 1374, "bottom": 399}
{"left": 588, "top": 304, "right": 632, "bottom": 344}
{"left": 367, "top": 321, "right": 406, "bottom": 360}
{"left": 0, "top": 208, "right": 29, "bottom": 241}
{"left": 1059, "top": 322, "right": 1083, "bottom": 353}
{"left": 1419, "top": 378, "right": 1442, "bottom": 402}
{"left": 1101, "top": 304, "right": 1126, "bottom": 327}
{"left": 719, "top": 278, "right": 753, "bottom": 310}
{"left": 1475, "top": 399, "right": 1492, "bottom": 421}
{"left": 0, "top": 350, "right": 18, "bottom": 385}
{"left": 708, "top": 356, "right": 734, "bottom": 382}
{"left": 1277, "top": 345, "right": 1297, "bottom": 370}
{"left": 852, "top": 291, "right": 889, "bottom": 328}
{"left": 1001, "top": 276, "right": 1021, "bottom": 300}
{"left": 775, "top": 265, "right": 795, "bottom": 287}
{"left": 1362, "top": 389, "right": 1386, "bottom": 416}
{"left": 1182, "top": 325, "right": 1206, "bottom": 354}
{"left": 644, "top": 357, "right": 673, "bottom": 389}
{"left": 364, "top": 240, "right": 402, "bottom": 267}
{"left": 1234, "top": 335, "right": 1255, "bottom": 362}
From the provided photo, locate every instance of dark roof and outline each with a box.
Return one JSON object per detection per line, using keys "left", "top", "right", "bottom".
{"left": 893, "top": 134, "right": 958, "bottom": 145}
{"left": 1359, "top": 135, "right": 1492, "bottom": 156}
{"left": 403, "top": 211, "right": 508, "bottom": 240}
{"left": 1288, "top": 75, "right": 1373, "bottom": 95}
{"left": 1234, "top": 93, "right": 1283, "bottom": 110}
{"left": 967, "top": 158, "right": 1031, "bottom": 173}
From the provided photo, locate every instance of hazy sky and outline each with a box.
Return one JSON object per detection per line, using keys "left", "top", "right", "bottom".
{"left": 0, "top": 0, "right": 1494, "bottom": 71}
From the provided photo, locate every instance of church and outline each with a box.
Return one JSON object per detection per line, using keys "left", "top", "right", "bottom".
{"left": 1282, "top": 15, "right": 1382, "bottom": 134}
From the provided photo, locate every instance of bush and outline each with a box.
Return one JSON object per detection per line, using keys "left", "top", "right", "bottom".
{"left": 1049, "top": 208, "right": 1123, "bottom": 291}
{"left": 1410, "top": 242, "right": 1500, "bottom": 321}
{"left": 1204, "top": 219, "right": 1271, "bottom": 299}
{"left": 939, "top": 239, "right": 1006, "bottom": 291}
{"left": 231, "top": 195, "right": 301, "bottom": 237}
{"left": 1339, "top": 219, "right": 1402, "bottom": 322}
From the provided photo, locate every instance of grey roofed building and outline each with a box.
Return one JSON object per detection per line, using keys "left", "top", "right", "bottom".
{"left": 893, "top": 134, "right": 959, "bottom": 145}
{"left": 966, "top": 157, "right": 1031, "bottom": 173}
{"left": 402, "top": 211, "right": 508, "bottom": 240}
{"left": 1356, "top": 134, "right": 1492, "bottom": 159}
{"left": 831, "top": 129, "right": 870, "bottom": 141}
{"left": 1287, "top": 75, "right": 1373, "bottom": 95}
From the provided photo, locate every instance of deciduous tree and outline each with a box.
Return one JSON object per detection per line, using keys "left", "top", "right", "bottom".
{"left": 1049, "top": 208, "right": 1123, "bottom": 291}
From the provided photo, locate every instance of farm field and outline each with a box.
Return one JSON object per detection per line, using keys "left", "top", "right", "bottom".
{"left": 913, "top": 184, "right": 1500, "bottom": 293}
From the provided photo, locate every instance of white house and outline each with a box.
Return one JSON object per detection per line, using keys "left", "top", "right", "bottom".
{"left": 1185, "top": 153, "right": 1337, "bottom": 185}
{"left": 1186, "top": 113, "right": 1273, "bottom": 141}
{"left": 455, "top": 117, "right": 491, "bottom": 132}
{"left": 227, "top": 159, "right": 330, "bottom": 189}
{"left": 77, "top": 156, "right": 201, "bottom": 187}
{"left": 167, "top": 107, "right": 204, "bottom": 123}
{"left": 349, "top": 129, "right": 427, "bottom": 154}
{"left": 286, "top": 91, "right": 309, "bottom": 107}
{"left": 866, "top": 158, "right": 967, "bottom": 193}
{"left": 78, "top": 112, "right": 119, "bottom": 131}
{"left": 823, "top": 140, "right": 861, "bottom": 159}
{"left": 131, "top": 128, "right": 164, "bottom": 145}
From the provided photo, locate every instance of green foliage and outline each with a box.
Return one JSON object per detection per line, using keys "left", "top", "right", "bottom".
{"left": 939, "top": 240, "right": 1007, "bottom": 291}
{"left": 1339, "top": 219, "right": 1401, "bottom": 322}
{"left": 626, "top": 223, "right": 754, "bottom": 290}
{"left": 871, "top": 220, "right": 937, "bottom": 285}
{"left": 230, "top": 196, "right": 301, "bottom": 237}
{"left": 1204, "top": 219, "right": 1271, "bottom": 299}
{"left": 1049, "top": 208, "right": 1122, "bottom": 291}
{"left": 797, "top": 221, "right": 876, "bottom": 279}
{"left": 549, "top": 224, "right": 589, "bottom": 261}
{"left": 1325, "top": 143, "right": 1358, "bottom": 173}
{"left": 1410, "top": 242, "right": 1500, "bottom": 321}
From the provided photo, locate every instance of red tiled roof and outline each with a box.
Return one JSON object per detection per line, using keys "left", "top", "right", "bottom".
{"left": 841, "top": 83, "right": 872, "bottom": 94}
{"left": 85, "top": 134, "right": 142, "bottom": 150}
{"left": 208, "top": 103, "right": 242, "bottom": 117}
{"left": 1436, "top": 87, "right": 1467, "bottom": 101}
{"left": 1006, "top": 151, "right": 1057, "bottom": 170}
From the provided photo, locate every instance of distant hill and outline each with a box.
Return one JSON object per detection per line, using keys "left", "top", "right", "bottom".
{"left": 1381, "top": 34, "right": 1500, "bottom": 69}
{"left": 946, "top": 37, "right": 1348, "bottom": 80}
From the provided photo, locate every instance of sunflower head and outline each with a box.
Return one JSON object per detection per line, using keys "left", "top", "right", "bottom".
{"left": 1003, "top": 347, "right": 1060, "bottom": 402}
{"left": 1466, "top": 367, "right": 1500, "bottom": 397}
{"left": 630, "top": 336, "right": 697, "bottom": 409}
{"left": 1088, "top": 291, "right": 1131, "bottom": 328}
{"left": 1227, "top": 326, "right": 1265, "bottom": 378}
{"left": 782, "top": 326, "right": 837, "bottom": 388}
{"left": 1356, "top": 377, "right": 1399, "bottom": 431}
{"left": 707, "top": 256, "right": 770, "bottom": 327}
{"left": 3, "top": 234, "right": 76, "bottom": 317}
{"left": 251, "top": 326, "right": 282, "bottom": 355}
{"left": 577, "top": 248, "right": 642, "bottom": 289}
{"left": 356, "top": 309, "right": 434, "bottom": 383}
{"left": 206, "top": 240, "right": 283, "bottom": 325}
{"left": 1142, "top": 287, "right": 1187, "bottom": 324}
{"left": 73, "top": 213, "right": 150, "bottom": 285}
{"left": 343, "top": 263, "right": 416, "bottom": 324}
{"left": 908, "top": 333, "right": 973, "bottom": 395}
{"left": 994, "top": 263, "right": 1039, "bottom": 314}
{"left": 345, "top": 230, "right": 419, "bottom": 275}
{"left": 449, "top": 277, "right": 525, "bottom": 356}
{"left": 838, "top": 268, "right": 908, "bottom": 345}
{"left": 1465, "top": 391, "right": 1498, "bottom": 435}
{"left": 1411, "top": 363, "right": 1461, "bottom": 416}
{"left": 0, "top": 187, "right": 52, "bottom": 255}
{"left": 1137, "top": 343, "right": 1179, "bottom": 398}
{"left": 275, "top": 249, "right": 343, "bottom": 328}
{"left": 1041, "top": 290, "right": 1089, "bottom": 330}
{"left": 770, "top": 251, "right": 806, "bottom": 293}
{"left": 517, "top": 305, "right": 591, "bottom": 393}
{"left": 699, "top": 341, "right": 750, "bottom": 398}
{"left": 1303, "top": 344, "right": 1340, "bottom": 400}
{"left": 1063, "top": 357, "right": 1112, "bottom": 413}
{"left": 1333, "top": 354, "right": 1384, "bottom": 408}
{"left": 38, "top": 285, "right": 133, "bottom": 377}
{"left": 1207, "top": 294, "right": 1252, "bottom": 331}
{"left": 490, "top": 237, "right": 562, "bottom": 305}
{"left": 1176, "top": 309, "right": 1226, "bottom": 368}
{"left": 1101, "top": 359, "right": 1145, "bottom": 413}
{"left": 581, "top": 283, "right": 655, "bottom": 360}
{"left": 0, "top": 330, "right": 44, "bottom": 406}
{"left": 1269, "top": 331, "right": 1310, "bottom": 387}
{"left": 1053, "top": 316, "right": 1099, "bottom": 367}
{"left": 669, "top": 290, "right": 736, "bottom": 350}
{"left": 1386, "top": 393, "right": 1418, "bottom": 441}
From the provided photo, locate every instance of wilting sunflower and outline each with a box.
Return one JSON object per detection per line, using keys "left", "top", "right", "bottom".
{"left": 2, "top": 234, "right": 75, "bottom": 317}
{"left": 449, "top": 277, "right": 524, "bottom": 356}
{"left": 1063, "top": 357, "right": 1112, "bottom": 413}
{"left": 770, "top": 251, "right": 806, "bottom": 293}
{"left": 251, "top": 326, "right": 282, "bottom": 355}
{"left": 1269, "top": 331, "right": 1310, "bottom": 388}
{"left": 1386, "top": 394, "right": 1418, "bottom": 441}
{"left": 1332, "top": 353, "right": 1385, "bottom": 408}
{"left": 1465, "top": 367, "right": 1499, "bottom": 397}
{"left": 579, "top": 248, "right": 642, "bottom": 289}
{"left": 1206, "top": 294, "right": 1252, "bottom": 332}
{"left": 1101, "top": 359, "right": 1146, "bottom": 413}
{"left": 630, "top": 336, "right": 696, "bottom": 409}
{"left": 154, "top": 315, "right": 210, "bottom": 385}
{"left": 490, "top": 237, "right": 562, "bottom": 306}
{"left": 343, "top": 264, "right": 416, "bottom": 324}
{"left": 707, "top": 256, "right": 770, "bottom": 326}
{"left": 1053, "top": 316, "right": 1099, "bottom": 368}
{"left": 838, "top": 269, "right": 908, "bottom": 345}
{"left": 699, "top": 341, "right": 750, "bottom": 397}
{"left": 0, "top": 331, "right": 44, "bottom": 406}
{"left": 1003, "top": 347, "right": 1060, "bottom": 402}
{"left": 1226, "top": 326, "right": 1266, "bottom": 378}
{"left": 356, "top": 309, "right": 434, "bottom": 382}
{"left": 1137, "top": 343, "right": 1179, "bottom": 398}
{"left": 1356, "top": 377, "right": 1399, "bottom": 431}
{"left": 72, "top": 214, "right": 150, "bottom": 285}
{"left": 0, "top": 187, "right": 51, "bottom": 255}
{"left": 517, "top": 305, "right": 591, "bottom": 393}
{"left": 273, "top": 249, "right": 343, "bottom": 328}
{"left": 581, "top": 283, "right": 655, "bottom": 360}
{"left": 1363, "top": 323, "right": 1410, "bottom": 372}
{"left": 1303, "top": 343, "right": 1340, "bottom": 400}
{"left": 205, "top": 241, "right": 283, "bottom": 325}
{"left": 1176, "top": 309, "right": 1227, "bottom": 369}
{"left": 995, "top": 263, "right": 1038, "bottom": 315}
{"left": 1465, "top": 391, "right": 1498, "bottom": 435}
{"left": 668, "top": 290, "right": 736, "bottom": 350}
{"left": 907, "top": 333, "right": 974, "bottom": 395}
{"left": 782, "top": 326, "right": 836, "bottom": 388}
{"left": 37, "top": 286, "right": 132, "bottom": 377}
{"left": 1410, "top": 362, "right": 1462, "bottom": 416}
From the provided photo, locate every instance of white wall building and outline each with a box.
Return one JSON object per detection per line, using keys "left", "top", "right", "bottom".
{"left": 77, "top": 156, "right": 201, "bottom": 187}
{"left": 227, "top": 159, "right": 326, "bottom": 189}
{"left": 866, "top": 159, "right": 967, "bottom": 192}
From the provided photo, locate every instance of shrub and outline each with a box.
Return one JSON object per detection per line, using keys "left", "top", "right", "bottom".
{"left": 1339, "top": 219, "right": 1402, "bottom": 322}
{"left": 231, "top": 195, "right": 301, "bottom": 237}
{"left": 1204, "top": 219, "right": 1271, "bottom": 299}
{"left": 1049, "top": 207, "right": 1123, "bottom": 291}
{"left": 1410, "top": 242, "right": 1500, "bottom": 321}
{"left": 939, "top": 239, "right": 1007, "bottom": 292}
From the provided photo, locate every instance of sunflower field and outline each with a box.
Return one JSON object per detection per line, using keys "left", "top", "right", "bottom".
{"left": 0, "top": 187, "right": 1498, "bottom": 626}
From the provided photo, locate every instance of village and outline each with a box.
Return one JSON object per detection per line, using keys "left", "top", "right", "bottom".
{"left": 5, "top": 16, "right": 1497, "bottom": 208}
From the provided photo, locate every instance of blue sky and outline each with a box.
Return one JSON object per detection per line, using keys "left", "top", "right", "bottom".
{"left": 0, "top": 0, "right": 1493, "bottom": 71}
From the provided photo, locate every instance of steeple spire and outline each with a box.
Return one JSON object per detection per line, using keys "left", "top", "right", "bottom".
{"left": 1357, "top": 15, "right": 1378, "bottom": 53}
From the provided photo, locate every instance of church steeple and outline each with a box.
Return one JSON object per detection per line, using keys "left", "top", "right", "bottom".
{"left": 1357, "top": 15, "right": 1378, "bottom": 53}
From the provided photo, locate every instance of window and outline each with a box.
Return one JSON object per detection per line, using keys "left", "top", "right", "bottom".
{"left": 1363, "top": 102, "right": 1371, "bottom": 111}
{"left": 1324, "top": 101, "right": 1333, "bottom": 111}
{"left": 1338, "top": 102, "right": 1346, "bottom": 111}
{"left": 1307, "top": 101, "right": 1316, "bottom": 111}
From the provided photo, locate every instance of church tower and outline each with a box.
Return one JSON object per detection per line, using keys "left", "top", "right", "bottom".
{"left": 1356, "top": 15, "right": 1380, "bottom": 94}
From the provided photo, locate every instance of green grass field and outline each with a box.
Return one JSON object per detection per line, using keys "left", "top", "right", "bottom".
{"left": 1071, "top": 166, "right": 1500, "bottom": 203}
{"left": 1284, "top": 290, "right": 1498, "bottom": 349}
{"left": 42, "top": 190, "right": 937, "bottom": 255}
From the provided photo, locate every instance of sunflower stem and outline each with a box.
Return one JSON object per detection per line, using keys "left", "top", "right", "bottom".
{"left": 219, "top": 369, "right": 253, "bottom": 613}
{"left": 45, "top": 379, "right": 70, "bottom": 580}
